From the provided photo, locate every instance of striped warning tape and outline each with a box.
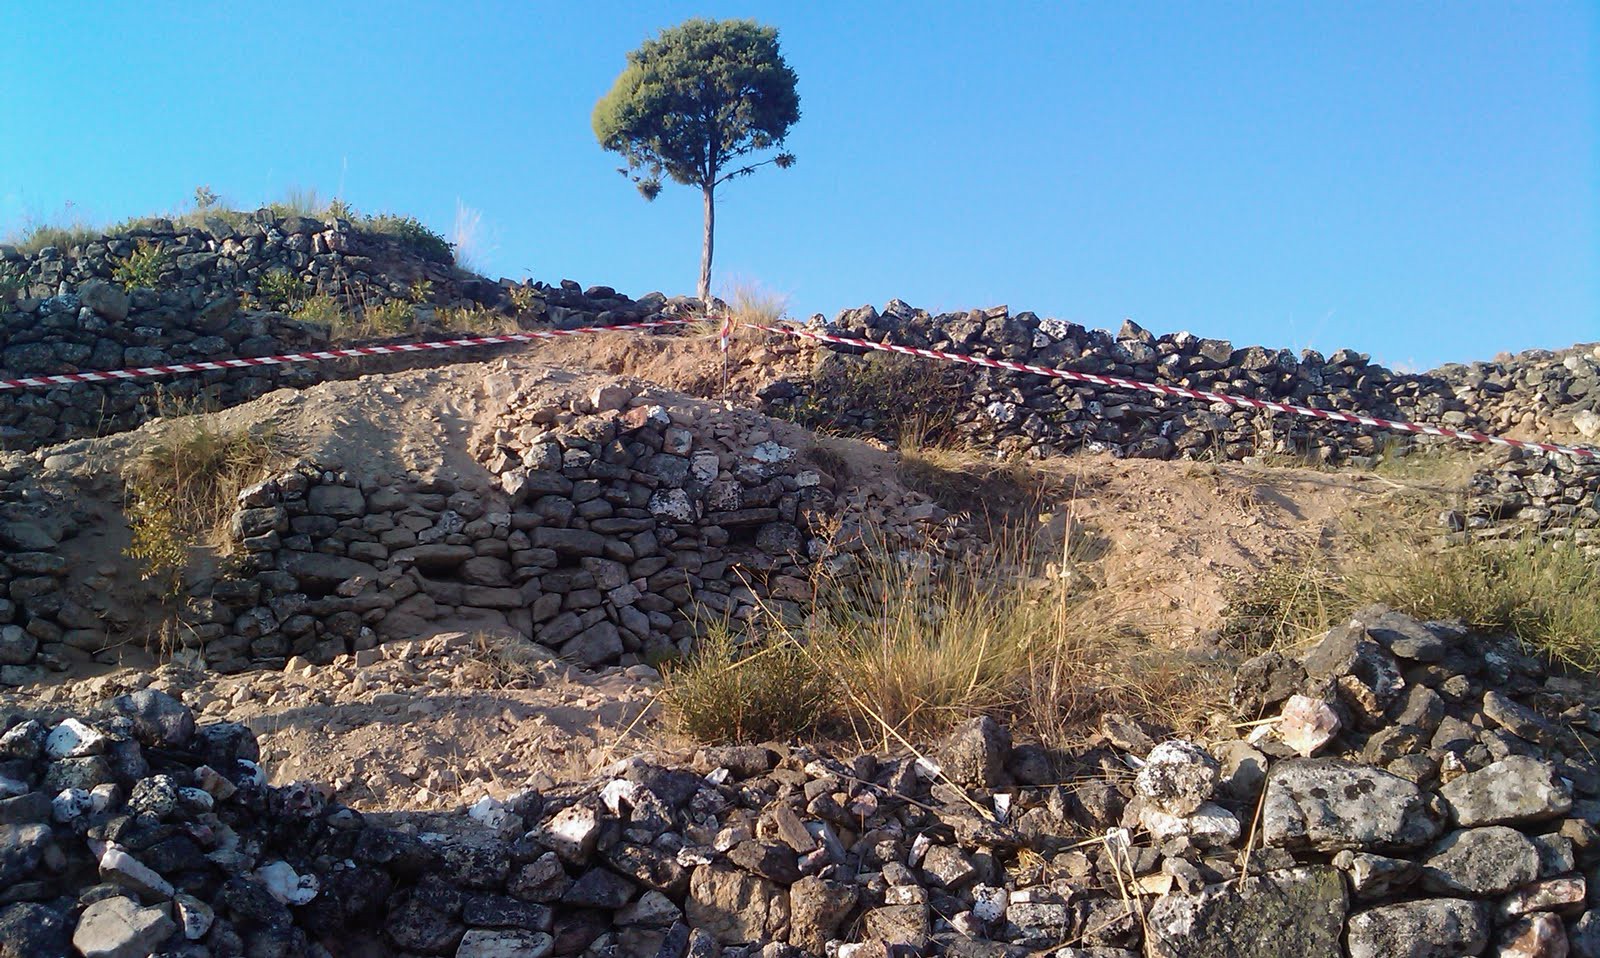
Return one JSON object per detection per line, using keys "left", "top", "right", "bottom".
{"left": 0, "top": 319, "right": 696, "bottom": 393}
{"left": 1, "top": 307, "right": 1590, "bottom": 461}
{"left": 744, "top": 322, "right": 1600, "bottom": 461}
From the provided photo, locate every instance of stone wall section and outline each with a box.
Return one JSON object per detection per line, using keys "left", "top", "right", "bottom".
{"left": 0, "top": 215, "right": 684, "bottom": 451}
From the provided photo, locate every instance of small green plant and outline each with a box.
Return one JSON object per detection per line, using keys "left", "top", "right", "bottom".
{"left": 326, "top": 197, "right": 355, "bottom": 221}
{"left": 408, "top": 278, "right": 435, "bottom": 304}
{"left": 111, "top": 240, "right": 168, "bottom": 290}
{"left": 267, "top": 186, "right": 323, "bottom": 219}
{"left": 438, "top": 305, "right": 513, "bottom": 334}
{"left": 363, "top": 300, "right": 415, "bottom": 336}
{"left": 258, "top": 269, "right": 310, "bottom": 308}
{"left": 0, "top": 267, "right": 25, "bottom": 302}
{"left": 362, "top": 213, "right": 453, "bottom": 263}
{"left": 193, "top": 185, "right": 220, "bottom": 211}
{"left": 293, "top": 294, "right": 345, "bottom": 329}
{"left": 508, "top": 284, "right": 540, "bottom": 313}
{"left": 723, "top": 280, "right": 788, "bottom": 325}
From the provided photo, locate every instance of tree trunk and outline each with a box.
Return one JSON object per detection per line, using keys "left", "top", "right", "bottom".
{"left": 699, "top": 184, "right": 715, "bottom": 306}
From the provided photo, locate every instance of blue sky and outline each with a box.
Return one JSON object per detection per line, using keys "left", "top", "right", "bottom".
{"left": 1, "top": 2, "right": 1594, "bottom": 370}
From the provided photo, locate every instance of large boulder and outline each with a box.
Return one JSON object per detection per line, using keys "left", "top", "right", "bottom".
{"left": 686, "top": 863, "right": 789, "bottom": 945}
{"left": 1262, "top": 759, "right": 1442, "bottom": 852}
{"left": 939, "top": 716, "right": 1011, "bottom": 788}
{"left": 1145, "top": 865, "right": 1348, "bottom": 958}
{"left": 77, "top": 279, "right": 130, "bottom": 322}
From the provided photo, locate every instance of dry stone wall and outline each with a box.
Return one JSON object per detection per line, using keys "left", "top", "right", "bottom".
{"left": 0, "top": 215, "right": 685, "bottom": 451}
{"left": 1457, "top": 452, "right": 1600, "bottom": 542}
{"left": 0, "top": 381, "right": 966, "bottom": 683}
{"left": 1436, "top": 343, "right": 1600, "bottom": 441}
{"left": 2, "top": 606, "right": 1599, "bottom": 957}
{"left": 760, "top": 302, "right": 1475, "bottom": 465}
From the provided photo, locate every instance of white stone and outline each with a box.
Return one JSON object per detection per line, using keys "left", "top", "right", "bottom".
{"left": 457, "top": 929, "right": 555, "bottom": 958}
{"left": 178, "top": 787, "right": 214, "bottom": 812}
{"left": 1140, "top": 801, "right": 1242, "bottom": 848}
{"left": 255, "top": 860, "right": 320, "bottom": 905}
{"left": 53, "top": 787, "right": 93, "bottom": 822}
{"left": 72, "top": 896, "right": 175, "bottom": 958}
{"left": 174, "top": 893, "right": 214, "bottom": 940}
{"left": 468, "top": 795, "right": 516, "bottom": 834}
{"left": 750, "top": 441, "right": 794, "bottom": 464}
{"left": 45, "top": 718, "right": 108, "bottom": 759}
{"left": 971, "top": 883, "right": 1007, "bottom": 923}
{"left": 100, "top": 846, "right": 174, "bottom": 900}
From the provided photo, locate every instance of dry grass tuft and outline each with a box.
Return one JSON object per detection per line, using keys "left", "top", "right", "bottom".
{"left": 660, "top": 540, "right": 1223, "bottom": 749}
{"left": 124, "top": 399, "right": 286, "bottom": 594}
{"left": 1224, "top": 495, "right": 1600, "bottom": 670}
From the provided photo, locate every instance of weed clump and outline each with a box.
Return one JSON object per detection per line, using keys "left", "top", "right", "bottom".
{"left": 659, "top": 626, "right": 830, "bottom": 743}
{"left": 111, "top": 240, "right": 168, "bottom": 290}
{"left": 660, "top": 540, "right": 1218, "bottom": 748}
{"left": 124, "top": 404, "right": 284, "bottom": 596}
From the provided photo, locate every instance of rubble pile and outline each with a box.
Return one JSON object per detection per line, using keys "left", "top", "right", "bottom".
{"left": 1435, "top": 344, "right": 1600, "bottom": 442}
{"left": 2, "top": 605, "right": 1597, "bottom": 957}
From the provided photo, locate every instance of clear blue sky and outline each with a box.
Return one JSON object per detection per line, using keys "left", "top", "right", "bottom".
{"left": 2, "top": 2, "right": 1594, "bottom": 370}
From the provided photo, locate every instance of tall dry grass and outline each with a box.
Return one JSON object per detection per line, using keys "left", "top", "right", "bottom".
{"left": 660, "top": 533, "right": 1221, "bottom": 749}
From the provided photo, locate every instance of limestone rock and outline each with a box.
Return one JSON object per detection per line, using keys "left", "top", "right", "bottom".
{"left": 1145, "top": 865, "right": 1347, "bottom": 958}
{"left": 686, "top": 863, "right": 789, "bottom": 945}
{"left": 1262, "top": 759, "right": 1442, "bottom": 852}
{"left": 72, "top": 896, "right": 176, "bottom": 958}
{"left": 1345, "top": 898, "right": 1490, "bottom": 958}
{"left": 1439, "top": 755, "right": 1572, "bottom": 826}
{"left": 1419, "top": 826, "right": 1540, "bottom": 896}
{"left": 938, "top": 716, "right": 1010, "bottom": 788}
{"left": 1134, "top": 740, "right": 1220, "bottom": 815}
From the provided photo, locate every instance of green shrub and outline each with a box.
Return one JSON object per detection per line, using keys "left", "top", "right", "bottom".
{"left": 0, "top": 267, "right": 24, "bottom": 302}
{"left": 293, "top": 294, "right": 345, "bottom": 329}
{"left": 111, "top": 240, "right": 168, "bottom": 290}
{"left": 363, "top": 300, "right": 415, "bottom": 336}
{"left": 124, "top": 409, "right": 283, "bottom": 596}
{"left": 408, "top": 278, "right": 435, "bottom": 304}
{"left": 258, "top": 269, "right": 310, "bottom": 308}
{"left": 437, "top": 305, "right": 514, "bottom": 334}
{"left": 1358, "top": 538, "right": 1600, "bottom": 670}
{"left": 14, "top": 222, "right": 101, "bottom": 255}
{"left": 508, "top": 284, "right": 540, "bottom": 313}
{"left": 266, "top": 186, "right": 323, "bottom": 219}
{"left": 362, "top": 213, "right": 453, "bottom": 264}
{"left": 659, "top": 626, "right": 831, "bottom": 743}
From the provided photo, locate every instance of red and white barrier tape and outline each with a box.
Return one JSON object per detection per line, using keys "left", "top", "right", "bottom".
{"left": 2, "top": 308, "right": 1590, "bottom": 461}
{"left": 745, "top": 322, "right": 1600, "bottom": 461}
{"left": 0, "top": 319, "right": 696, "bottom": 393}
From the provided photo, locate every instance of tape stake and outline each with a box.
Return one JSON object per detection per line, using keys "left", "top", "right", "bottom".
{"left": 746, "top": 322, "right": 1599, "bottom": 461}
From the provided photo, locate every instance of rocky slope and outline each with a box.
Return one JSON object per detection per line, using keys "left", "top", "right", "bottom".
{"left": 1, "top": 606, "right": 1597, "bottom": 957}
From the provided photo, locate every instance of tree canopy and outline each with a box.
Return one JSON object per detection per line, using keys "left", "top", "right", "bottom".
{"left": 593, "top": 18, "right": 800, "bottom": 302}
